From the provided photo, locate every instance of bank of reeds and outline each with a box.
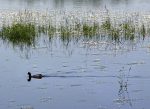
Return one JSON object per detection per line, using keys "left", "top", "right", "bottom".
{"left": 0, "top": 23, "right": 37, "bottom": 47}
{"left": 0, "top": 10, "right": 149, "bottom": 47}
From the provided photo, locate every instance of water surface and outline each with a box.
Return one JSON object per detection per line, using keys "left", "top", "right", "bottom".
{"left": 0, "top": 0, "right": 150, "bottom": 109}
{"left": 1, "top": 0, "right": 150, "bottom": 10}
{"left": 0, "top": 35, "right": 150, "bottom": 109}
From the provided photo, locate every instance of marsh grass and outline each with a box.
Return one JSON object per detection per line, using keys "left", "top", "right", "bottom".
{"left": 82, "top": 23, "right": 99, "bottom": 37}
{"left": 120, "top": 22, "right": 135, "bottom": 40}
{"left": 0, "top": 10, "right": 150, "bottom": 48}
{"left": 0, "top": 20, "right": 146, "bottom": 48}
{"left": 38, "top": 25, "right": 56, "bottom": 36}
{"left": 140, "top": 24, "right": 146, "bottom": 37}
{"left": 60, "top": 26, "right": 71, "bottom": 37}
{"left": 101, "top": 19, "right": 112, "bottom": 32}
{"left": 0, "top": 23, "right": 37, "bottom": 46}
{"left": 110, "top": 28, "right": 120, "bottom": 41}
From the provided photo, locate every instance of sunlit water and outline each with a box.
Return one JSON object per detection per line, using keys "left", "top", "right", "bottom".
{"left": 0, "top": 0, "right": 150, "bottom": 109}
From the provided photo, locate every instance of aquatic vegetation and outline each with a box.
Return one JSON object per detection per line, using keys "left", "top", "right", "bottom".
{"left": 60, "top": 26, "right": 71, "bottom": 37}
{"left": 0, "top": 10, "right": 150, "bottom": 48}
{"left": 38, "top": 25, "right": 56, "bottom": 36}
{"left": 121, "top": 23, "right": 132, "bottom": 35}
{"left": 110, "top": 28, "right": 120, "bottom": 41}
{"left": 101, "top": 19, "right": 112, "bottom": 31}
{"left": 140, "top": 24, "right": 146, "bottom": 37}
{"left": 0, "top": 23, "right": 37, "bottom": 46}
{"left": 82, "top": 23, "right": 99, "bottom": 37}
{"left": 59, "top": 26, "right": 72, "bottom": 46}
{"left": 83, "top": 23, "right": 93, "bottom": 36}
{"left": 120, "top": 22, "right": 135, "bottom": 40}
{"left": 47, "top": 25, "right": 56, "bottom": 36}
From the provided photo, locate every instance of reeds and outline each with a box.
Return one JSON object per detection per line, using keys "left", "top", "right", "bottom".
{"left": 0, "top": 10, "right": 149, "bottom": 47}
{"left": 0, "top": 23, "right": 37, "bottom": 46}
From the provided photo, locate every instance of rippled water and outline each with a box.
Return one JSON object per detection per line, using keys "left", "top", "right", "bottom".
{"left": 0, "top": 35, "right": 150, "bottom": 109}
{"left": 0, "top": 0, "right": 150, "bottom": 109}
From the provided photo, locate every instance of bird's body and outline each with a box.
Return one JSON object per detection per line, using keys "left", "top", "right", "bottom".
{"left": 31, "top": 74, "right": 43, "bottom": 79}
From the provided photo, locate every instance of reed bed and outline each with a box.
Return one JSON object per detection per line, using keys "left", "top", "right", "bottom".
{"left": 0, "top": 9, "right": 150, "bottom": 47}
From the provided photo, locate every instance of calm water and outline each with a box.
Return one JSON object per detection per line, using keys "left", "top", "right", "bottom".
{"left": 1, "top": 0, "right": 150, "bottom": 10}
{"left": 0, "top": 35, "right": 150, "bottom": 109}
{"left": 0, "top": 0, "right": 150, "bottom": 109}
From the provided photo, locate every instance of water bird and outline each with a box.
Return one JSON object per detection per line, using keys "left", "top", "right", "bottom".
{"left": 27, "top": 72, "right": 43, "bottom": 81}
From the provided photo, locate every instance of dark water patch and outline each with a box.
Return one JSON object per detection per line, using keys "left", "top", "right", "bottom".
{"left": 63, "top": 71, "right": 78, "bottom": 74}
{"left": 113, "top": 61, "right": 145, "bottom": 66}
{"left": 128, "top": 75, "right": 150, "bottom": 79}
{"left": 132, "top": 90, "right": 143, "bottom": 93}
{"left": 126, "top": 61, "right": 145, "bottom": 65}
{"left": 70, "top": 84, "right": 82, "bottom": 87}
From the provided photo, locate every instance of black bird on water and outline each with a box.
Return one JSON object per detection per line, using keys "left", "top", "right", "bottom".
{"left": 27, "top": 72, "right": 43, "bottom": 81}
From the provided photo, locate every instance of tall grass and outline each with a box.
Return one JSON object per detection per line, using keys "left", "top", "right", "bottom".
{"left": 0, "top": 23, "right": 37, "bottom": 46}
{"left": 0, "top": 10, "right": 149, "bottom": 47}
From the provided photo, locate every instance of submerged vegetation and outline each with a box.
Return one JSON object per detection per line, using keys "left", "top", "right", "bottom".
{"left": 0, "top": 10, "right": 149, "bottom": 48}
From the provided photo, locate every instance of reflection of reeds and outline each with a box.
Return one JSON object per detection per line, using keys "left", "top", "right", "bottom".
{"left": 115, "top": 67, "right": 132, "bottom": 107}
{"left": 0, "top": 10, "right": 149, "bottom": 48}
